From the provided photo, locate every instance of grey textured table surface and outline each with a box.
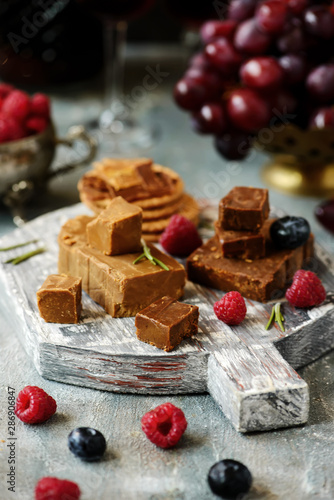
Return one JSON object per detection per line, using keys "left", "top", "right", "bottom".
{"left": 1, "top": 52, "right": 334, "bottom": 500}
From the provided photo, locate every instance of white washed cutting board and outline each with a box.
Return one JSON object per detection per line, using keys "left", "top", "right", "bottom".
{"left": 1, "top": 203, "right": 334, "bottom": 433}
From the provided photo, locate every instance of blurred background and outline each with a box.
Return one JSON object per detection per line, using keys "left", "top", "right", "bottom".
{"left": 1, "top": 0, "right": 334, "bottom": 250}
{"left": 0, "top": 0, "right": 217, "bottom": 86}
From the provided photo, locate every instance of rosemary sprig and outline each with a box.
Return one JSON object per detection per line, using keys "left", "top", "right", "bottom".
{"left": 133, "top": 240, "right": 169, "bottom": 271}
{"left": 4, "top": 247, "right": 46, "bottom": 265}
{"left": 132, "top": 252, "right": 146, "bottom": 265}
{"left": 265, "top": 302, "right": 285, "bottom": 332}
{"left": 275, "top": 302, "right": 285, "bottom": 333}
{"left": 198, "top": 220, "right": 214, "bottom": 231}
{"left": 265, "top": 305, "right": 276, "bottom": 330}
{"left": 0, "top": 239, "right": 38, "bottom": 251}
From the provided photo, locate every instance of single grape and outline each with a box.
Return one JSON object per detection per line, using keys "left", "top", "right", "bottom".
{"left": 256, "top": 0, "right": 288, "bottom": 34}
{"left": 200, "top": 20, "right": 237, "bottom": 44}
{"left": 277, "top": 26, "right": 309, "bottom": 53}
{"left": 184, "top": 67, "right": 223, "bottom": 95}
{"left": 270, "top": 89, "right": 298, "bottom": 115}
{"left": 315, "top": 199, "right": 334, "bottom": 233}
{"left": 240, "top": 56, "right": 283, "bottom": 89}
{"left": 214, "top": 131, "right": 252, "bottom": 160}
{"left": 309, "top": 107, "right": 334, "bottom": 128}
{"left": 205, "top": 38, "right": 243, "bottom": 74}
{"left": 192, "top": 103, "right": 227, "bottom": 135}
{"left": 278, "top": 54, "right": 307, "bottom": 85}
{"left": 174, "top": 78, "right": 213, "bottom": 111}
{"left": 283, "top": 0, "right": 308, "bottom": 16}
{"left": 227, "top": 0, "right": 258, "bottom": 22}
{"left": 226, "top": 88, "right": 271, "bottom": 132}
{"left": 306, "top": 64, "right": 334, "bottom": 103}
{"left": 188, "top": 52, "right": 212, "bottom": 71}
{"left": 304, "top": 5, "right": 334, "bottom": 39}
{"left": 234, "top": 18, "right": 272, "bottom": 54}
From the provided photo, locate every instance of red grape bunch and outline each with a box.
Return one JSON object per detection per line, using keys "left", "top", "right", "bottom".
{"left": 173, "top": 0, "right": 334, "bottom": 160}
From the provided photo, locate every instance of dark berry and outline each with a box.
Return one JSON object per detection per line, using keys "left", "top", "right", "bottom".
{"left": 68, "top": 427, "right": 106, "bottom": 461}
{"left": 270, "top": 216, "right": 310, "bottom": 250}
{"left": 208, "top": 459, "right": 252, "bottom": 499}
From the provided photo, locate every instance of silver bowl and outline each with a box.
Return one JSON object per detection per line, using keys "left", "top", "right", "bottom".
{"left": 0, "top": 121, "right": 97, "bottom": 224}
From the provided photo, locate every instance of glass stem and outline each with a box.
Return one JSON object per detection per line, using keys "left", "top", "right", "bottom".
{"left": 102, "top": 19, "right": 128, "bottom": 126}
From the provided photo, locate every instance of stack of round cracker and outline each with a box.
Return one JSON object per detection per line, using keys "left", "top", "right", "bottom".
{"left": 78, "top": 158, "right": 200, "bottom": 242}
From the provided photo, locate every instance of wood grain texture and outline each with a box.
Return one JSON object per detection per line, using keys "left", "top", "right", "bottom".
{"left": 1, "top": 203, "right": 333, "bottom": 433}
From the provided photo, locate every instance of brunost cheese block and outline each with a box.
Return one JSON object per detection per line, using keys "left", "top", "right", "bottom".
{"left": 219, "top": 186, "right": 270, "bottom": 231}
{"left": 37, "top": 274, "right": 82, "bottom": 324}
{"left": 58, "top": 215, "right": 186, "bottom": 318}
{"left": 214, "top": 219, "right": 273, "bottom": 260}
{"left": 135, "top": 296, "right": 199, "bottom": 352}
{"left": 86, "top": 197, "right": 142, "bottom": 256}
{"left": 187, "top": 234, "right": 314, "bottom": 303}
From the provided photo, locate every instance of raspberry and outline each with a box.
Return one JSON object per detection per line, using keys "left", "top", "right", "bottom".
{"left": 26, "top": 116, "right": 49, "bottom": 134}
{"left": 0, "top": 83, "right": 14, "bottom": 99}
{"left": 141, "top": 402, "right": 187, "bottom": 448}
{"left": 7, "top": 118, "right": 26, "bottom": 141}
{"left": 2, "top": 90, "right": 30, "bottom": 122}
{"left": 30, "top": 93, "right": 50, "bottom": 119}
{"left": 15, "top": 386, "right": 57, "bottom": 424}
{"left": 35, "top": 477, "right": 81, "bottom": 500}
{"left": 0, "top": 115, "right": 26, "bottom": 143}
{"left": 285, "top": 270, "right": 326, "bottom": 308}
{"left": 214, "top": 291, "right": 247, "bottom": 325}
{"left": 160, "top": 214, "right": 202, "bottom": 257}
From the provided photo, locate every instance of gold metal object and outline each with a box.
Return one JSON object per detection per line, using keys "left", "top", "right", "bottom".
{"left": 255, "top": 124, "right": 334, "bottom": 197}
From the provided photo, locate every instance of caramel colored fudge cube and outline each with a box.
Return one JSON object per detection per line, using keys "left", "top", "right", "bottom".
{"left": 135, "top": 296, "right": 199, "bottom": 351}
{"left": 219, "top": 187, "right": 269, "bottom": 231}
{"left": 58, "top": 216, "right": 186, "bottom": 318}
{"left": 187, "top": 234, "right": 314, "bottom": 303}
{"left": 86, "top": 196, "right": 142, "bottom": 255}
{"left": 214, "top": 219, "right": 274, "bottom": 260}
{"left": 37, "top": 274, "right": 82, "bottom": 323}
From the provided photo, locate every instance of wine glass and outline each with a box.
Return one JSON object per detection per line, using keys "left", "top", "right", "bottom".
{"left": 75, "top": 0, "right": 156, "bottom": 154}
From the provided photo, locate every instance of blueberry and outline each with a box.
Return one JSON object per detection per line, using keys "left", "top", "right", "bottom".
{"left": 68, "top": 427, "right": 106, "bottom": 461}
{"left": 270, "top": 216, "right": 310, "bottom": 250}
{"left": 208, "top": 459, "right": 252, "bottom": 499}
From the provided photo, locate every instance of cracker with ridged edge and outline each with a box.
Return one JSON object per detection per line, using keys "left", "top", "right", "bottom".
{"left": 142, "top": 194, "right": 200, "bottom": 233}
{"left": 78, "top": 164, "right": 184, "bottom": 211}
